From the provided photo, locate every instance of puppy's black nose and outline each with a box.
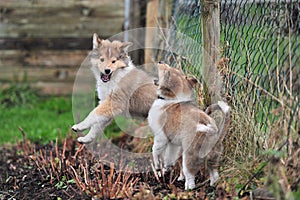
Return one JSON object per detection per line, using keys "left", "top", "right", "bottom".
{"left": 158, "top": 61, "right": 164, "bottom": 64}
{"left": 104, "top": 69, "right": 111, "bottom": 74}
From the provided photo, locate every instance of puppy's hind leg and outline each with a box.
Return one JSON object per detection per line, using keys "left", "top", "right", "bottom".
{"left": 182, "top": 154, "right": 196, "bottom": 190}
{"left": 207, "top": 150, "right": 221, "bottom": 186}
{"left": 208, "top": 167, "right": 219, "bottom": 186}
{"left": 163, "top": 144, "right": 181, "bottom": 168}
{"left": 163, "top": 144, "right": 182, "bottom": 178}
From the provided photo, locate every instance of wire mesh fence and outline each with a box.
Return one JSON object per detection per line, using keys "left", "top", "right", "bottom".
{"left": 220, "top": 0, "right": 299, "bottom": 152}
{"left": 156, "top": 0, "right": 299, "bottom": 158}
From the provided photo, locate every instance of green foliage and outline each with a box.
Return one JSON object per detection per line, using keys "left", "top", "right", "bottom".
{"left": 0, "top": 80, "right": 124, "bottom": 145}
{"left": 0, "top": 96, "right": 74, "bottom": 144}
{"left": 55, "top": 176, "right": 75, "bottom": 190}
{"left": 0, "top": 82, "right": 74, "bottom": 144}
{"left": 263, "top": 148, "right": 285, "bottom": 159}
{"left": 0, "top": 81, "right": 38, "bottom": 108}
{"left": 291, "top": 187, "right": 300, "bottom": 199}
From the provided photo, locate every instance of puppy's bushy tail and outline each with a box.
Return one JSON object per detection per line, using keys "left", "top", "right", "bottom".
{"left": 205, "top": 101, "right": 231, "bottom": 143}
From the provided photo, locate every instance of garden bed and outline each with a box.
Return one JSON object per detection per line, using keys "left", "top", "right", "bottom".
{"left": 0, "top": 132, "right": 230, "bottom": 199}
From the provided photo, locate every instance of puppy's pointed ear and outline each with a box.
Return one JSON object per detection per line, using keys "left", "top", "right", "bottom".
{"left": 93, "top": 33, "right": 102, "bottom": 49}
{"left": 120, "top": 42, "right": 133, "bottom": 53}
{"left": 186, "top": 77, "right": 198, "bottom": 88}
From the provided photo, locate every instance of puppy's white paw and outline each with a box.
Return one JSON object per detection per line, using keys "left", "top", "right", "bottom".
{"left": 72, "top": 124, "right": 80, "bottom": 132}
{"left": 77, "top": 136, "right": 93, "bottom": 144}
{"left": 177, "top": 173, "right": 185, "bottom": 181}
{"left": 157, "top": 170, "right": 162, "bottom": 177}
{"left": 209, "top": 171, "right": 219, "bottom": 186}
{"left": 72, "top": 124, "right": 87, "bottom": 132}
{"left": 185, "top": 181, "right": 195, "bottom": 190}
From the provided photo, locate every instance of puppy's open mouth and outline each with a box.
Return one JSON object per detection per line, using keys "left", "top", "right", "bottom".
{"left": 101, "top": 73, "right": 112, "bottom": 82}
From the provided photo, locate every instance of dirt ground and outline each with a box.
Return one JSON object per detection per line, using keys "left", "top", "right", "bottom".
{"left": 0, "top": 133, "right": 231, "bottom": 200}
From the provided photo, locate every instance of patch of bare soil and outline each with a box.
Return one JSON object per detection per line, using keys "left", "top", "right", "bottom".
{"left": 0, "top": 133, "right": 231, "bottom": 200}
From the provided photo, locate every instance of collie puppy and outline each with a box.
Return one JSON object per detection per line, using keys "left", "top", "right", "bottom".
{"left": 148, "top": 63, "right": 230, "bottom": 190}
{"left": 72, "top": 33, "right": 157, "bottom": 143}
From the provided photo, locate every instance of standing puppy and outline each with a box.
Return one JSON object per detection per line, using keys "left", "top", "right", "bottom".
{"left": 148, "top": 63, "right": 230, "bottom": 190}
{"left": 72, "top": 34, "right": 157, "bottom": 143}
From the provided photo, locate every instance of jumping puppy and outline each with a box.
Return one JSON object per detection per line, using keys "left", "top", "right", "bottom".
{"left": 72, "top": 33, "right": 157, "bottom": 143}
{"left": 148, "top": 63, "right": 230, "bottom": 190}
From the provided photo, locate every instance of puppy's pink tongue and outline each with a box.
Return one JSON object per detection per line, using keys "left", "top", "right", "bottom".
{"left": 104, "top": 75, "right": 109, "bottom": 80}
{"left": 101, "top": 74, "right": 110, "bottom": 82}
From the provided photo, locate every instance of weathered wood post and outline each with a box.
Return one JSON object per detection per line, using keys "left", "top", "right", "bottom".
{"left": 145, "top": 0, "right": 159, "bottom": 68}
{"left": 144, "top": 0, "right": 172, "bottom": 73}
{"left": 201, "top": 0, "right": 221, "bottom": 102}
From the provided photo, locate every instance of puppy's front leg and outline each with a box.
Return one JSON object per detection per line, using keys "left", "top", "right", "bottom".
{"left": 72, "top": 97, "right": 115, "bottom": 132}
{"left": 152, "top": 134, "right": 168, "bottom": 170}
{"left": 77, "top": 121, "right": 111, "bottom": 143}
{"left": 72, "top": 108, "right": 105, "bottom": 132}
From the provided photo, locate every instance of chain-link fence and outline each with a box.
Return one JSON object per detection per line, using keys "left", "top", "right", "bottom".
{"left": 155, "top": 0, "right": 299, "bottom": 163}
{"left": 220, "top": 0, "right": 299, "bottom": 151}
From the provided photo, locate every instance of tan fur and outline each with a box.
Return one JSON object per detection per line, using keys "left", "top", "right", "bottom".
{"left": 94, "top": 96, "right": 114, "bottom": 117}
{"left": 148, "top": 63, "right": 231, "bottom": 190}
{"left": 72, "top": 34, "right": 157, "bottom": 143}
{"left": 156, "top": 63, "right": 196, "bottom": 100}
{"left": 94, "top": 69, "right": 156, "bottom": 118}
{"left": 162, "top": 102, "right": 214, "bottom": 142}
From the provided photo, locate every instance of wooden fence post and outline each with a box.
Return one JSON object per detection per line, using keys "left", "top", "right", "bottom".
{"left": 201, "top": 0, "right": 221, "bottom": 102}
{"left": 144, "top": 0, "right": 172, "bottom": 73}
{"left": 145, "top": 0, "right": 159, "bottom": 69}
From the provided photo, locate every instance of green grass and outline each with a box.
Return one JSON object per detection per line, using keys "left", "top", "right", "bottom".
{"left": 0, "top": 95, "right": 74, "bottom": 144}
{"left": 0, "top": 82, "right": 74, "bottom": 144}
{"left": 0, "top": 81, "right": 124, "bottom": 145}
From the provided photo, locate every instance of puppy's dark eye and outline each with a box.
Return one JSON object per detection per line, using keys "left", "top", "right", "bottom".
{"left": 112, "top": 60, "right": 116, "bottom": 64}
{"left": 100, "top": 58, "right": 104, "bottom": 62}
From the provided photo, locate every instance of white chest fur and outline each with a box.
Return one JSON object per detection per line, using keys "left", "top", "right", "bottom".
{"left": 148, "top": 99, "right": 164, "bottom": 136}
